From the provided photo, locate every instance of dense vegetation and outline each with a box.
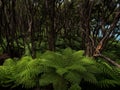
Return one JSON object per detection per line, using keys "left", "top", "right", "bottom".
{"left": 0, "top": 0, "right": 120, "bottom": 90}
{"left": 0, "top": 48, "right": 120, "bottom": 90}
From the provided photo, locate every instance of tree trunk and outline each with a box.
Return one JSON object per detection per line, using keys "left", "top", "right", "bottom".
{"left": 84, "top": 28, "right": 94, "bottom": 57}
{"left": 46, "top": 0, "right": 55, "bottom": 51}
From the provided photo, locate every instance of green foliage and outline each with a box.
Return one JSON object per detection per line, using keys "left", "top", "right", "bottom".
{"left": 14, "top": 56, "right": 44, "bottom": 88}
{"left": 0, "top": 48, "right": 120, "bottom": 90}
{"left": 69, "top": 84, "right": 81, "bottom": 90}
{"left": 0, "top": 58, "right": 16, "bottom": 87}
{"left": 38, "top": 48, "right": 120, "bottom": 89}
{"left": 95, "top": 62, "right": 120, "bottom": 87}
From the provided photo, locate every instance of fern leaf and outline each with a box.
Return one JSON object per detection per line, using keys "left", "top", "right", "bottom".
{"left": 82, "top": 72, "right": 98, "bottom": 84}
{"left": 0, "top": 65, "right": 15, "bottom": 87}
{"left": 80, "top": 57, "right": 95, "bottom": 65}
{"left": 15, "top": 69, "right": 36, "bottom": 88}
{"left": 56, "top": 68, "right": 68, "bottom": 76}
{"left": 69, "top": 84, "right": 81, "bottom": 90}
{"left": 65, "top": 71, "right": 82, "bottom": 84}
{"left": 53, "top": 78, "right": 68, "bottom": 90}
{"left": 66, "top": 64, "right": 87, "bottom": 73}
{"left": 98, "top": 79, "right": 118, "bottom": 88}
{"left": 72, "top": 50, "right": 84, "bottom": 60}
{"left": 3, "top": 58, "right": 16, "bottom": 66}
{"left": 85, "top": 65, "right": 101, "bottom": 74}
{"left": 16, "top": 56, "right": 32, "bottom": 72}
{"left": 62, "top": 48, "right": 74, "bottom": 57}
{"left": 39, "top": 72, "right": 61, "bottom": 86}
{"left": 41, "top": 51, "right": 64, "bottom": 68}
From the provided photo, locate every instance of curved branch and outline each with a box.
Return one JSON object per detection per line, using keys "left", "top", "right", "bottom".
{"left": 94, "top": 54, "right": 120, "bottom": 68}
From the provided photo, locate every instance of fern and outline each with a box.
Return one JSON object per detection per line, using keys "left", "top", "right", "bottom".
{"left": 14, "top": 56, "right": 45, "bottom": 88}
{"left": 0, "top": 48, "right": 120, "bottom": 90}
{"left": 39, "top": 48, "right": 120, "bottom": 89}
{"left": 0, "top": 59, "right": 16, "bottom": 87}
{"left": 94, "top": 61, "right": 120, "bottom": 88}
{"left": 38, "top": 48, "right": 99, "bottom": 89}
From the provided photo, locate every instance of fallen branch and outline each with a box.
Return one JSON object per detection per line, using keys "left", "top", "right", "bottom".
{"left": 94, "top": 54, "right": 120, "bottom": 68}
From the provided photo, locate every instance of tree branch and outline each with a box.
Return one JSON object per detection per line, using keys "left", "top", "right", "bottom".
{"left": 95, "top": 54, "right": 120, "bottom": 68}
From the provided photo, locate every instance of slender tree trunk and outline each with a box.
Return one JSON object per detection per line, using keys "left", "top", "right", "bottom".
{"left": 46, "top": 0, "right": 55, "bottom": 51}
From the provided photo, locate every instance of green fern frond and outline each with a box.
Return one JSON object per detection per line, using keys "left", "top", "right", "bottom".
{"left": 16, "top": 56, "right": 33, "bottom": 72}
{"left": 0, "top": 65, "right": 15, "bottom": 87}
{"left": 82, "top": 72, "right": 98, "bottom": 84}
{"left": 69, "top": 84, "right": 81, "bottom": 90}
{"left": 115, "top": 67, "right": 120, "bottom": 74}
{"left": 39, "top": 73, "right": 55, "bottom": 86}
{"left": 98, "top": 79, "right": 118, "bottom": 88}
{"left": 97, "top": 62, "right": 116, "bottom": 77}
{"left": 41, "top": 51, "right": 64, "bottom": 68}
{"left": 101, "top": 62, "right": 113, "bottom": 70}
{"left": 72, "top": 50, "right": 84, "bottom": 60}
{"left": 80, "top": 57, "right": 96, "bottom": 65}
{"left": 14, "top": 57, "right": 45, "bottom": 88}
{"left": 53, "top": 78, "right": 68, "bottom": 90}
{"left": 39, "top": 72, "right": 57, "bottom": 86}
{"left": 62, "top": 48, "right": 74, "bottom": 57}
{"left": 56, "top": 67, "right": 68, "bottom": 76}
{"left": 85, "top": 65, "right": 101, "bottom": 74}
{"left": 65, "top": 71, "right": 82, "bottom": 84}
{"left": 66, "top": 64, "right": 87, "bottom": 73}
{"left": 3, "top": 58, "right": 16, "bottom": 66}
{"left": 93, "top": 61, "right": 120, "bottom": 87}
{"left": 15, "top": 68, "right": 36, "bottom": 88}
{"left": 26, "top": 59, "right": 44, "bottom": 77}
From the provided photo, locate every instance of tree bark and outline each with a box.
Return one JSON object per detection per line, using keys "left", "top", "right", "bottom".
{"left": 46, "top": 0, "right": 56, "bottom": 51}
